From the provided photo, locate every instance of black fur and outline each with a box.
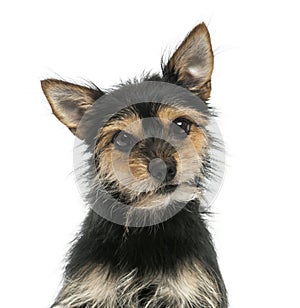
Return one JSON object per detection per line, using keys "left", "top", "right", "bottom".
{"left": 66, "top": 201, "right": 226, "bottom": 296}
{"left": 48, "top": 78, "right": 228, "bottom": 307}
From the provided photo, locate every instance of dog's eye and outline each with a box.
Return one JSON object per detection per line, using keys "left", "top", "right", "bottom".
{"left": 172, "top": 117, "right": 192, "bottom": 137}
{"left": 112, "top": 131, "right": 136, "bottom": 151}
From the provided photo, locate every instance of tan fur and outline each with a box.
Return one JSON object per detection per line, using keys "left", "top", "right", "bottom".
{"left": 54, "top": 260, "right": 221, "bottom": 308}
{"left": 157, "top": 104, "right": 208, "bottom": 153}
{"left": 94, "top": 105, "right": 208, "bottom": 202}
{"left": 156, "top": 104, "right": 208, "bottom": 127}
{"left": 95, "top": 114, "right": 148, "bottom": 190}
{"left": 96, "top": 112, "right": 142, "bottom": 149}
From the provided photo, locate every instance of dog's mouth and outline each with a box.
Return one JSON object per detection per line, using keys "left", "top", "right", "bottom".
{"left": 157, "top": 184, "right": 178, "bottom": 194}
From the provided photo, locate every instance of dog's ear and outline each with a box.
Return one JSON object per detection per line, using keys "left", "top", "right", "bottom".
{"left": 162, "top": 23, "right": 214, "bottom": 101}
{"left": 41, "top": 79, "right": 104, "bottom": 138}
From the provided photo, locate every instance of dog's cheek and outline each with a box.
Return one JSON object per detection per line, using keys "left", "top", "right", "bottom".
{"left": 96, "top": 146, "right": 120, "bottom": 182}
{"left": 188, "top": 126, "right": 208, "bottom": 154}
{"left": 174, "top": 133, "right": 206, "bottom": 183}
{"left": 175, "top": 151, "right": 201, "bottom": 182}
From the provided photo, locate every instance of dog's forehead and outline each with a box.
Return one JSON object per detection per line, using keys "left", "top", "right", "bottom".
{"left": 80, "top": 81, "right": 208, "bottom": 143}
{"left": 106, "top": 102, "right": 205, "bottom": 125}
{"left": 97, "top": 81, "right": 207, "bottom": 116}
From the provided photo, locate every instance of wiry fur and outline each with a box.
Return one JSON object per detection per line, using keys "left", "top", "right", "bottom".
{"left": 52, "top": 200, "right": 227, "bottom": 308}
{"left": 54, "top": 261, "right": 221, "bottom": 308}
{"left": 93, "top": 103, "right": 208, "bottom": 205}
{"left": 42, "top": 22, "right": 228, "bottom": 308}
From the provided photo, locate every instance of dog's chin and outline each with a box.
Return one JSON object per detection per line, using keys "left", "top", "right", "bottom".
{"left": 129, "top": 182, "right": 200, "bottom": 209}
{"left": 162, "top": 183, "right": 199, "bottom": 201}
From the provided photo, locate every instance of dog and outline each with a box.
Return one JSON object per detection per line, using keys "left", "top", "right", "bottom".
{"left": 41, "top": 22, "right": 228, "bottom": 308}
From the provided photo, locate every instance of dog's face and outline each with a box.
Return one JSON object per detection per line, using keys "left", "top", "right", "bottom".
{"left": 93, "top": 101, "right": 209, "bottom": 207}
{"left": 41, "top": 23, "right": 214, "bottom": 214}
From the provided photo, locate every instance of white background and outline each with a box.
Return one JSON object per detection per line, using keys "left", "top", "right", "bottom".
{"left": 1, "top": 0, "right": 300, "bottom": 307}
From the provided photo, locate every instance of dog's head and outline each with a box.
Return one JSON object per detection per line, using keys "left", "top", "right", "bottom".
{"left": 41, "top": 23, "right": 217, "bottom": 225}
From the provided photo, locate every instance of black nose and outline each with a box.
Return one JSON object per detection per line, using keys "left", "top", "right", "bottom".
{"left": 148, "top": 158, "right": 177, "bottom": 183}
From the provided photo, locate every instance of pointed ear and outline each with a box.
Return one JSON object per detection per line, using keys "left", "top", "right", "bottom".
{"left": 162, "top": 23, "right": 214, "bottom": 101}
{"left": 41, "top": 79, "right": 104, "bottom": 138}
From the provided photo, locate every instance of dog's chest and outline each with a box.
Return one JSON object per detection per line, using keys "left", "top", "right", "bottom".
{"left": 56, "top": 262, "right": 221, "bottom": 308}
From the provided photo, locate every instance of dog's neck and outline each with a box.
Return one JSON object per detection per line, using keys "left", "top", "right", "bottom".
{"left": 66, "top": 200, "right": 216, "bottom": 275}
{"left": 54, "top": 200, "right": 228, "bottom": 308}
